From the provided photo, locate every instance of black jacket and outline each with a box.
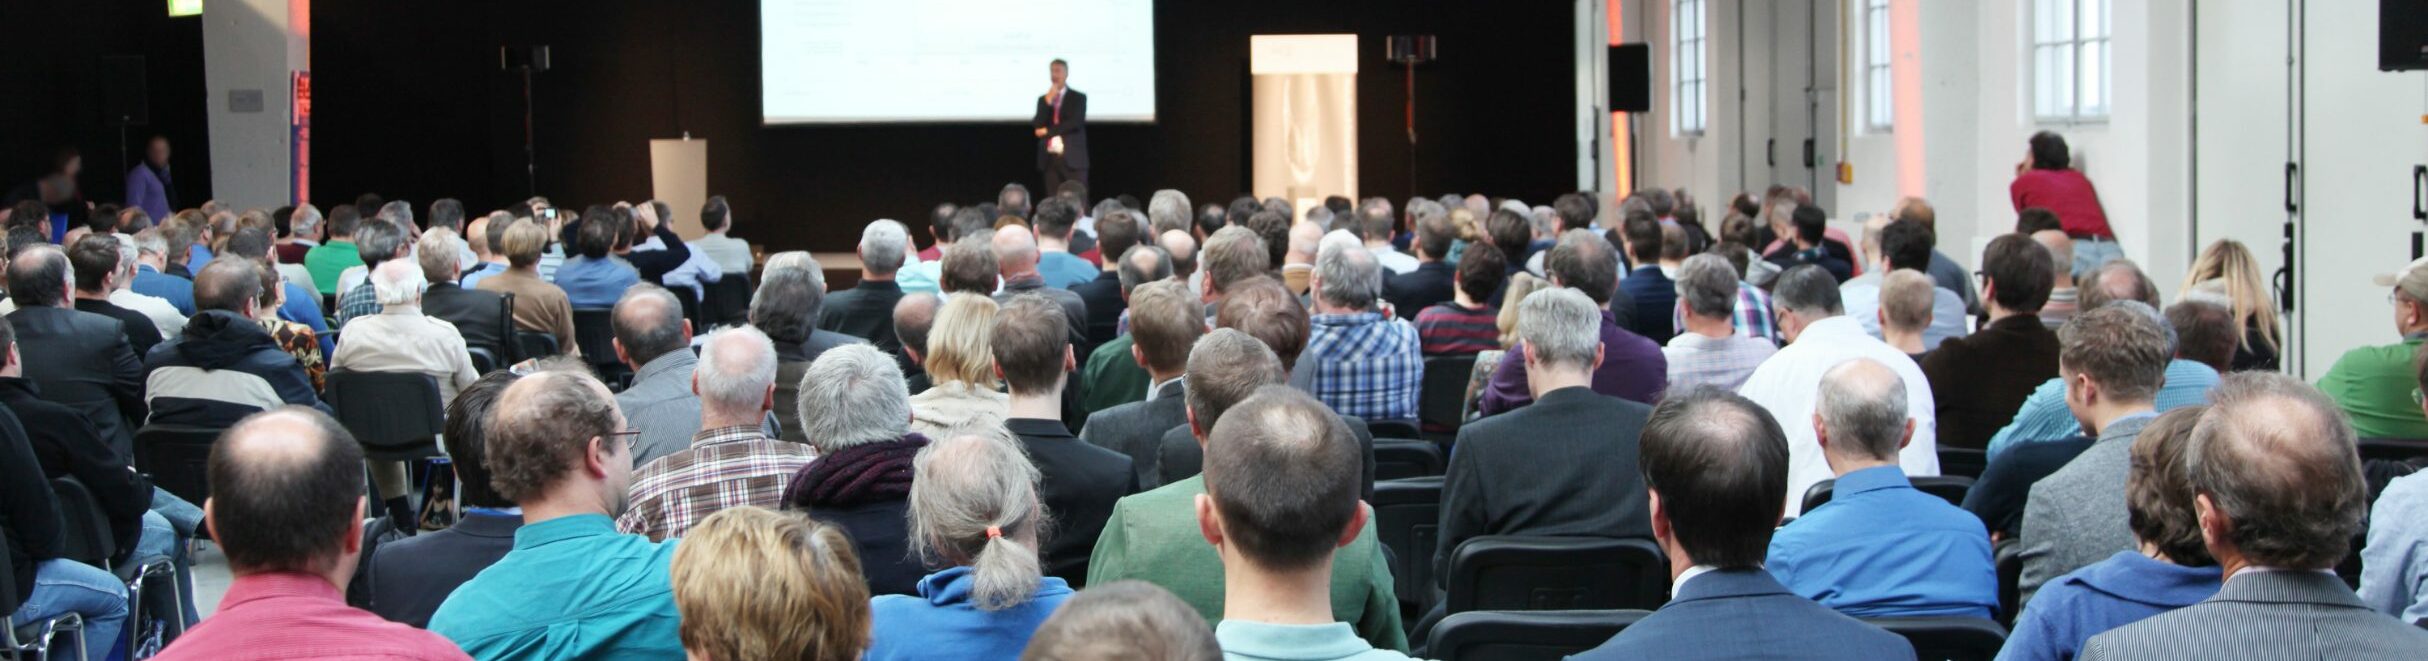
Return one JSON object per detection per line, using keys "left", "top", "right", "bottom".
{"left": 7, "top": 306, "right": 145, "bottom": 455}
{"left": 1434, "top": 386, "right": 1654, "bottom": 587}
{"left": 143, "top": 310, "right": 329, "bottom": 429}
{"left": 819, "top": 280, "right": 906, "bottom": 358}
{"left": 1033, "top": 88, "right": 1089, "bottom": 170}
{"left": 1961, "top": 435, "right": 2096, "bottom": 538}
{"left": 1078, "top": 380, "right": 1186, "bottom": 489}
{"left": 0, "top": 378, "right": 149, "bottom": 565}
{"left": 1922, "top": 315, "right": 2062, "bottom": 450}
{"left": 1007, "top": 418, "right": 1135, "bottom": 587}
{"left": 1383, "top": 261, "right": 1457, "bottom": 322}
{"left": 74, "top": 298, "right": 164, "bottom": 359}
{"left": 422, "top": 283, "right": 511, "bottom": 361}
{"left": 0, "top": 407, "right": 58, "bottom": 603}
{"left": 353, "top": 511, "right": 522, "bottom": 628}
{"left": 1071, "top": 270, "right": 1125, "bottom": 350}
{"left": 812, "top": 499, "right": 919, "bottom": 597}
{"left": 770, "top": 331, "right": 869, "bottom": 444}
{"left": 625, "top": 223, "right": 695, "bottom": 285}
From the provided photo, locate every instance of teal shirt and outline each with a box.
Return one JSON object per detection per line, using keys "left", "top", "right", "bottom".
{"left": 1985, "top": 359, "right": 2219, "bottom": 463}
{"left": 1216, "top": 620, "right": 1417, "bottom": 661}
{"left": 428, "top": 514, "right": 684, "bottom": 661}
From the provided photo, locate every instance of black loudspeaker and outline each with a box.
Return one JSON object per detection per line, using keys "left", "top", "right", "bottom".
{"left": 1608, "top": 44, "right": 1651, "bottom": 113}
{"left": 501, "top": 45, "right": 551, "bottom": 73}
{"left": 2384, "top": 0, "right": 2428, "bottom": 70}
{"left": 101, "top": 55, "right": 148, "bottom": 125}
{"left": 1388, "top": 35, "right": 1437, "bottom": 65}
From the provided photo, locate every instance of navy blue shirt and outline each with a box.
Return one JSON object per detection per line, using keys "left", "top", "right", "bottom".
{"left": 1767, "top": 465, "right": 1998, "bottom": 618}
{"left": 1619, "top": 265, "right": 1678, "bottom": 343}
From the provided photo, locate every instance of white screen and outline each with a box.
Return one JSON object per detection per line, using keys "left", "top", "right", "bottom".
{"left": 760, "top": 0, "right": 1156, "bottom": 124}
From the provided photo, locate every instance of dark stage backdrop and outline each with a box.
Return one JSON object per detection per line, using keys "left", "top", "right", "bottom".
{"left": 0, "top": 1, "right": 211, "bottom": 209}
{"left": 308, "top": 1, "right": 1577, "bottom": 253}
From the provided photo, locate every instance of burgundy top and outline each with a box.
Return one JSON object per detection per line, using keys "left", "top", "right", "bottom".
{"left": 153, "top": 572, "right": 470, "bottom": 661}
{"left": 1477, "top": 310, "right": 1668, "bottom": 415}
{"left": 2010, "top": 168, "right": 2114, "bottom": 239}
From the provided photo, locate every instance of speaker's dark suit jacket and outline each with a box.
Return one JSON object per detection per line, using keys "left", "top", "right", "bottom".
{"left": 7, "top": 306, "right": 144, "bottom": 454}
{"left": 354, "top": 511, "right": 522, "bottom": 628}
{"left": 1434, "top": 386, "right": 1654, "bottom": 587}
{"left": 1570, "top": 569, "right": 1916, "bottom": 660}
{"left": 1033, "top": 88, "right": 1089, "bottom": 170}
{"left": 422, "top": 283, "right": 511, "bottom": 360}
{"left": 1006, "top": 418, "right": 1135, "bottom": 588}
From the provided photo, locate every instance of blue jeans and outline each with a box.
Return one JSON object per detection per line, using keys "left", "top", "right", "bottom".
{"left": 133, "top": 510, "right": 199, "bottom": 625}
{"left": 10, "top": 559, "right": 127, "bottom": 661}
{"left": 148, "top": 488, "right": 201, "bottom": 538}
{"left": 2072, "top": 236, "right": 2125, "bottom": 280}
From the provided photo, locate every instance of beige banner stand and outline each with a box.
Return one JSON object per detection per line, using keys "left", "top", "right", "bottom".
{"left": 649, "top": 138, "right": 709, "bottom": 240}
{"left": 1249, "top": 35, "right": 1357, "bottom": 218}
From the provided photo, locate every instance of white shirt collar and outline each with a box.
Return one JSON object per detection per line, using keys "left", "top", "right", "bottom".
{"left": 1144, "top": 375, "right": 1185, "bottom": 401}
{"left": 1672, "top": 564, "right": 1725, "bottom": 598}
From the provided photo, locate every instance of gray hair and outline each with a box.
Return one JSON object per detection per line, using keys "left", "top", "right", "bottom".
{"left": 2186, "top": 372, "right": 2367, "bottom": 569}
{"left": 612, "top": 284, "right": 689, "bottom": 366}
{"left": 1529, "top": 205, "right": 1559, "bottom": 236}
{"left": 1816, "top": 359, "right": 1910, "bottom": 461}
{"left": 356, "top": 216, "right": 409, "bottom": 262}
{"left": 859, "top": 220, "right": 909, "bottom": 275}
{"left": 908, "top": 432, "right": 1046, "bottom": 611}
{"left": 291, "top": 204, "right": 323, "bottom": 235}
{"left": 1772, "top": 264, "right": 1845, "bottom": 316}
{"left": 133, "top": 228, "right": 168, "bottom": 258}
{"left": 695, "top": 325, "right": 779, "bottom": 418}
{"left": 377, "top": 200, "right": 415, "bottom": 228}
{"left": 750, "top": 267, "right": 826, "bottom": 345}
{"left": 1303, "top": 205, "right": 1335, "bottom": 230}
{"left": 1517, "top": 287, "right": 1602, "bottom": 371}
{"left": 1313, "top": 240, "right": 1381, "bottom": 310}
{"left": 795, "top": 344, "right": 912, "bottom": 453}
{"left": 1089, "top": 198, "right": 1126, "bottom": 221}
{"left": 1675, "top": 253, "right": 1738, "bottom": 319}
{"left": 1148, "top": 189, "right": 1193, "bottom": 235}
{"left": 370, "top": 259, "right": 424, "bottom": 306}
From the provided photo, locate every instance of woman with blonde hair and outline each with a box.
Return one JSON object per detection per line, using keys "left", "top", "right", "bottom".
{"left": 865, "top": 432, "right": 1071, "bottom": 660}
{"left": 2179, "top": 239, "right": 2281, "bottom": 371}
{"left": 908, "top": 293, "right": 1007, "bottom": 437}
{"left": 672, "top": 506, "right": 872, "bottom": 661}
{"left": 1462, "top": 272, "right": 1552, "bottom": 421}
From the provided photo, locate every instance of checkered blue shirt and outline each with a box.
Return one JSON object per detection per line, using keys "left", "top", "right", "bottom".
{"left": 1674, "top": 281, "right": 1778, "bottom": 343}
{"left": 1305, "top": 311, "right": 1423, "bottom": 421}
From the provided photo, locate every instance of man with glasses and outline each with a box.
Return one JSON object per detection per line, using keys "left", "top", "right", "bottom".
{"left": 428, "top": 368, "right": 685, "bottom": 660}
{"left": 2319, "top": 256, "right": 2428, "bottom": 439}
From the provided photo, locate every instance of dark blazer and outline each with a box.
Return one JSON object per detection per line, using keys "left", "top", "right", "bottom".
{"left": 1071, "top": 271, "right": 1126, "bottom": 349}
{"left": 818, "top": 280, "right": 906, "bottom": 358}
{"left": 1033, "top": 88, "right": 1089, "bottom": 170}
{"left": 772, "top": 331, "right": 869, "bottom": 444}
{"left": 1077, "top": 379, "right": 1184, "bottom": 489}
{"left": 623, "top": 223, "right": 694, "bottom": 285}
{"left": 74, "top": 298, "right": 163, "bottom": 359}
{"left": 2081, "top": 570, "right": 2428, "bottom": 660}
{"left": 0, "top": 378, "right": 148, "bottom": 563}
{"left": 1764, "top": 242, "right": 1855, "bottom": 283}
{"left": 1382, "top": 261, "right": 1456, "bottom": 322}
{"left": 1571, "top": 568, "right": 1916, "bottom": 661}
{"left": 354, "top": 511, "right": 521, "bottom": 628}
{"left": 1960, "top": 435, "right": 2095, "bottom": 538}
{"left": 8, "top": 306, "right": 145, "bottom": 455}
{"left": 0, "top": 407, "right": 58, "bottom": 604}
{"left": 996, "top": 275, "right": 1091, "bottom": 353}
{"left": 422, "top": 283, "right": 511, "bottom": 360}
{"left": 1435, "top": 386, "right": 1654, "bottom": 586}
{"left": 1619, "top": 266, "right": 1679, "bottom": 343}
{"left": 1923, "top": 314, "right": 2061, "bottom": 450}
{"left": 809, "top": 499, "right": 921, "bottom": 597}
{"left": 1155, "top": 414, "right": 1378, "bottom": 502}
{"left": 1007, "top": 418, "right": 1136, "bottom": 588}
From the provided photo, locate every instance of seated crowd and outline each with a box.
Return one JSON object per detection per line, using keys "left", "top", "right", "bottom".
{"left": 7, "top": 158, "right": 2428, "bottom": 661}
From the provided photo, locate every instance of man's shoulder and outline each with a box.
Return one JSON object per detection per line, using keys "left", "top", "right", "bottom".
{"left": 1577, "top": 595, "right": 1911, "bottom": 659}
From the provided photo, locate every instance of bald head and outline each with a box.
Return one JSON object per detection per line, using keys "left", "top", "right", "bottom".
{"left": 208, "top": 407, "right": 366, "bottom": 574}
{"left": 612, "top": 284, "right": 690, "bottom": 368}
{"left": 1287, "top": 221, "right": 1325, "bottom": 264}
{"left": 2031, "top": 230, "right": 2074, "bottom": 287}
{"left": 1159, "top": 230, "right": 1198, "bottom": 278}
{"left": 695, "top": 325, "right": 779, "bottom": 419}
{"left": 2187, "top": 373, "right": 2367, "bottom": 570}
{"left": 371, "top": 258, "right": 424, "bottom": 306}
{"left": 1816, "top": 359, "right": 1912, "bottom": 463}
{"left": 992, "top": 224, "right": 1040, "bottom": 276}
{"left": 893, "top": 292, "right": 942, "bottom": 362}
{"left": 194, "top": 257, "right": 265, "bottom": 315}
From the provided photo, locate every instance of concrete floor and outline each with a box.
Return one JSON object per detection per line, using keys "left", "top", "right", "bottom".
{"left": 190, "top": 542, "right": 231, "bottom": 617}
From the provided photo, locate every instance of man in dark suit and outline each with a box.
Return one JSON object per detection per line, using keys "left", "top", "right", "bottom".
{"left": 1078, "top": 280, "right": 1201, "bottom": 487}
{"left": 2082, "top": 373, "right": 2428, "bottom": 659}
{"left": 416, "top": 232, "right": 511, "bottom": 362}
{"left": 1616, "top": 210, "right": 1679, "bottom": 343}
{"left": 1380, "top": 208, "right": 1456, "bottom": 321}
{"left": 1572, "top": 388, "right": 1915, "bottom": 661}
{"left": 1434, "top": 287, "right": 1656, "bottom": 588}
{"left": 352, "top": 371, "right": 522, "bottom": 627}
{"left": 5, "top": 245, "right": 144, "bottom": 455}
{"left": 818, "top": 220, "right": 911, "bottom": 360}
{"left": 1033, "top": 59, "right": 1088, "bottom": 196}
{"left": 994, "top": 295, "right": 1134, "bottom": 586}
{"left": 0, "top": 319, "right": 152, "bottom": 567}
{"left": 1070, "top": 210, "right": 1142, "bottom": 349}
{"left": 65, "top": 234, "right": 164, "bottom": 358}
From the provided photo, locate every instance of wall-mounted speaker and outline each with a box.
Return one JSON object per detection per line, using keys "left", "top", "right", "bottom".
{"left": 1608, "top": 44, "right": 1650, "bottom": 113}
{"left": 2384, "top": 0, "right": 2428, "bottom": 70}
{"left": 502, "top": 45, "right": 552, "bottom": 73}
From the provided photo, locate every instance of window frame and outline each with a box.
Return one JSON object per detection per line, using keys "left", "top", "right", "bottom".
{"left": 2031, "top": 0, "right": 2110, "bottom": 124}
{"left": 1672, "top": 0, "right": 1708, "bottom": 136}
{"left": 1862, "top": 0, "right": 1893, "bottom": 132}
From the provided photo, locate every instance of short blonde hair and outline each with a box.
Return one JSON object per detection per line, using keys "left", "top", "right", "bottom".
{"left": 416, "top": 228, "right": 463, "bottom": 284}
{"left": 672, "top": 507, "right": 870, "bottom": 661}
{"left": 499, "top": 219, "right": 547, "bottom": 267}
{"left": 925, "top": 293, "right": 1001, "bottom": 388}
{"left": 1879, "top": 270, "right": 1936, "bottom": 333}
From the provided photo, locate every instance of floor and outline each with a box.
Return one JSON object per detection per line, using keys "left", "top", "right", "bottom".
{"left": 190, "top": 542, "right": 231, "bottom": 617}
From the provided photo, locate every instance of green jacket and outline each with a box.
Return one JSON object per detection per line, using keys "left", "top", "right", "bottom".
{"left": 1087, "top": 475, "right": 1408, "bottom": 653}
{"left": 1081, "top": 333, "right": 1152, "bottom": 415}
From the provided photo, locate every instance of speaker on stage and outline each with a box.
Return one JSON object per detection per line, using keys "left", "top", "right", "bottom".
{"left": 101, "top": 55, "right": 148, "bottom": 125}
{"left": 1608, "top": 44, "right": 1650, "bottom": 113}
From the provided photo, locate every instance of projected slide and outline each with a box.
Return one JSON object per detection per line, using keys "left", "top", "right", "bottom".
{"left": 760, "top": 0, "right": 1157, "bottom": 124}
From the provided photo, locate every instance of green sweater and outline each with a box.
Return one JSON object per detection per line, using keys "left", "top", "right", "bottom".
{"left": 2317, "top": 337, "right": 2428, "bottom": 439}
{"left": 1081, "top": 334, "right": 1152, "bottom": 415}
{"left": 1088, "top": 475, "right": 1408, "bottom": 653}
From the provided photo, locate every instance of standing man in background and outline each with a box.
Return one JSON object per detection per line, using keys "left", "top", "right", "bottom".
{"left": 125, "top": 136, "right": 176, "bottom": 221}
{"left": 1034, "top": 59, "right": 1089, "bottom": 196}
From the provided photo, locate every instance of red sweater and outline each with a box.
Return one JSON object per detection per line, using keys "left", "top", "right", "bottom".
{"left": 2010, "top": 168, "right": 2113, "bottom": 239}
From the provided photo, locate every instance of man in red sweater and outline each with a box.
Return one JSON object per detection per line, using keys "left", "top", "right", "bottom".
{"left": 2011, "top": 131, "right": 2118, "bottom": 279}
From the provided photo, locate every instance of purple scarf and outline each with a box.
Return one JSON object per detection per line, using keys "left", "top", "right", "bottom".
{"left": 785, "top": 433, "right": 929, "bottom": 507}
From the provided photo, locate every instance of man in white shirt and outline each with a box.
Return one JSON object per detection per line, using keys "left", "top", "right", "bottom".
{"left": 1360, "top": 203, "right": 1419, "bottom": 275}
{"left": 105, "top": 235, "right": 185, "bottom": 336}
{"left": 1737, "top": 264, "right": 1939, "bottom": 517}
{"left": 330, "top": 259, "right": 479, "bottom": 403}
{"left": 687, "top": 196, "right": 754, "bottom": 276}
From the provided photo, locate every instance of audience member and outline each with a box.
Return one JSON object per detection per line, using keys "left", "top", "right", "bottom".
{"left": 1768, "top": 359, "right": 1996, "bottom": 618}
{"left": 994, "top": 294, "right": 1137, "bottom": 584}
{"left": 333, "top": 216, "right": 411, "bottom": 326}
{"left": 992, "top": 225, "right": 1091, "bottom": 347}
{"left": 225, "top": 225, "right": 333, "bottom": 356}
{"left": 1763, "top": 204, "right": 1854, "bottom": 282}
{"left": 153, "top": 408, "right": 466, "bottom": 661}
{"left": 131, "top": 227, "right": 199, "bottom": 314}
{"left": 1414, "top": 242, "right": 1505, "bottom": 356}
{"left": 334, "top": 259, "right": 478, "bottom": 402}
{"left": 1890, "top": 197, "right": 1982, "bottom": 313}
{"left": 66, "top": 233, "right": 164, "bottom": 357}
{"left": 1846, "top": 220, "right": 1968, "bottom": 348}
{"left": 620, "top": 326, "right": 812, "bottom": 541}
{"left": 1079, "top": 280, "right": 1201, "bottom": 486}
{"left": 907, "top": 293, "right": 1008, "bottom": 437}
{"left": 1672, "top": 242, "right": 1780, "bottom": 342}
{"left": 2361, "top": 349, "right": 2428, "bottom": 623}
{"left": 2011, "top": 132, "right": 2120, "bottom": 279}
{"left": 1570, "top": 389, "right": 1914, "bottom": 660}
{"left": 1031, "top": 198, "right": 1096, "bottom": 289}
{"left": 415, "top": 230, "right": 510, "bottom": 358}
{"left": 144, "top": 258, "right": 326, "bottom": 434}
{"left": 2320, "top": 255, "right": 2428, "bottom": 439}
{"left": 1924, "top": 234, "right": 2060, "bottom": 449}
{"left": 458, "top": 212, "right": 509, "bottom": 288}
{"left": 1983, "top": 263, "right": 2220, "bottom": 460}
{"left": 475, "top": 219, "right": 579, "bottom": 357}
{"left": 670, "top": 506, "right": 870, "bottom": 661}
{"left": 820, "top": 220, "right": 914, "bottom": 357}
{"left": 2031, "top": 229, "right": 2079, "bottom": 328}
{"left": 428, "top": 369, "right": 684, "bottom": 659}
{"left": 353, "top": 370, "right": 523, "bottom": 628}
{"left": 2015, "top": 304, "right": 2175, "bottom": 606}
{"left": 109, "top": 232, "right": 189, "bottom": 335}
{"left": 784, "top": 344, "right": 930, "bottom": 596}
{"left": 2166, "top": 301, "right": 2239, "bottom": 373}
{"left": 1072, "top": 209, "right": 1140, "bottom": 348}
{"left": 1382, "top": 207, "right": 1457, "bottom": 321}
{"left": 1737, "top": 265, "right": 1939, "bottom": 516}
{"left": 1877, "top": 270, "right": 1936, "bottom": 360}
{"left": 1664, "top": 253, "right": 1778, "bottom": 391}
{"left": 553, "top": 211, "right": 642, "bottom": 308}
{"left": 2179, "top": 239, "right": 2283, "bottom": 371}
{"left": 902, "top": 207, "right": 993, "bottom": 295}
{"left": 1302, "top": 240, "right": 1422, "bottom": 421}
{"left": 1160, "top": 230, "right": 1199, "bottom": 292}
{"left": 1200, "top": 225, "right": 1269, "bottom": 311}
{"left": 1159, "top": 282, "right": 1378, "bottom": 494}
{"left": 1282, "top": 220, "right": 1325, "bottom": 295}
{"left": 305, "top": 204, "right": 365, "bottom": 296}
{"left": 1617, "top": 208, "right": 1679, "bottom": 342}
{"left": 2082, "top": 373, "right": 2428, "bottom": 658}
{"left": 686, "top": 196, "right": 755, "bottom": 276}
{"left": 7, "top": 244, "right": 146, "bottom": 453}
{"left": 1078, "top": 246, "right": 1175, "bottom": 414}
{"left": 1478, "top": 229, "right": 1664, "bottom": 413}
{"left": 864, "top": 432, "right": 1074, "bottom": 660}
{"left": 894, "top": 292, "right": 941, "bottom": 393}
{"left": 607, "top": 284, "right": 707, "bottom": 463}
{"left": 1019, "top": 580, "right": 1219, "bottom": 661}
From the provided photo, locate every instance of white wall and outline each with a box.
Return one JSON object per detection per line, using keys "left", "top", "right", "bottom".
{"left": 202, "top": 0, "right": 304, "bottom": 210}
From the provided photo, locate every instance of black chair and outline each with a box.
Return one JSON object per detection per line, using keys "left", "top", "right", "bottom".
{"left": 1939, "top": 446, "right": 1988, "bottom": 480}
{"left": 1425, "top": 609, "right": 1650, "bottom": 661}
{"left": 1375, "top": 438, "right": 1446, "bottom": 481}
{"left": 1421, "top": 355, "right": 1479, "bottom": 439}
{"left": 133, "top": 424, "right": 223, "bottom": 509}
{"left": 324, "top": 370, "right": 446, "bottom": 461}
{"left": 1444, "top": 536, "right": 1669, "bottom": 615}
{"left": 2359, "top": 437, "right": 2428, "bottom": 464}
{"left": 515, "top": 330, "right": 560, "bottom": 361}
{"left": 570, "top": 308, "right": 630, "bottom": 385}
{"left": 1, "top": 528, "right": 89, "bottom": 661}
{"left": 1372, "top": 476, "right": 1444, "bottom": 616}
{"left": 699, "top": 274, "right": 754, "bottom": 329}
{"left": 1994, "top": 538, "right": 2022, "bottom": 627}
{"left": 466, "top": 345, "right": 502, "bottom": 376}
{"left": 47, "top": 477, "right": 116, "bottom": 569}
{"left": 1369, "top": 419, "right": 1422, "bottom": 441}
{"left": 1802, "top": 475, "right": 1977, "bottom": 513}
{"left": 1863, "top": 617, "right": 2008, "bottom": 661}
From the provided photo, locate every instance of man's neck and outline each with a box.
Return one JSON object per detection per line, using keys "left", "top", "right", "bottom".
{"left": 1146, "top": 368, "right": 1184, "bottom": 388}
{"left": 234, "top": 566, "right": 353, "bottom": 594}
{"left": 331, "top": 235, "right": 353, "bottom": 243}
{"left": 1219, "top": 557, "right": 1338, "bottom": 626}
{"left": 859, "top": 270, "right": 896, "bottom": 283}
{"left": 699, "top": 408, "right": 765, "bottom": 432}
{"left": 1313, "top": 300, "right": 1367, "bottom": 316}
{"left": 1004, "top": 267, "right": 1041, "bottom": 281}
{"left": 1883, "top": 328, "right": 1926, "bottom": 355}
{"left": 72, "top": 290, "right": 107, "bottom": 302}
{"left": 1039, "top": 237, "right": 1070, "bottom": 254}
{"left": 1529, "top": 369, "right": 1594, "bottom": 400}
{"left": 518, "top": 487, "right": 611, "bottom": 525}
{"left": 1985, "top": 301, "right": 2024, "bottom": 324}
{"left": 1685, "top": 313, "right": 1735, "bottom": 339}
{"left": 1364, "top": 239, "right": 1392, "bottom": 251}
{"left": 1826, "top": 455, "right": 1901, "bottom": 477}
{"left": 1007, "top": 388, "right": 1064, "bottom": 420}
{"left": 139, "top": 258, "right": 166, "bottom": 271}
{"left": 2085, "top": 401, "right": 2157, "bottom": 436}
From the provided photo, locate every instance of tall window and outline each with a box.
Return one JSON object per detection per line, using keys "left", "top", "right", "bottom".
{"left": 1863, "top": 0, "right": 1893, "bottom": 131}
{"left": 2032, "top": 0, "right": 2109, "bottom": 122}
{"left": 1672, "top": 0, "right": 1707, "bottom": 135}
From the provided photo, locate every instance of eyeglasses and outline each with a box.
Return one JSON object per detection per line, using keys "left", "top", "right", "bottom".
{"left": 601, "top": 428, "right": 640, "bottom": 448}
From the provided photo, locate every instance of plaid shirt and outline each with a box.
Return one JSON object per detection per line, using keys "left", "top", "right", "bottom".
{"left": 616, "top": 425, "right": 816, "bottom": 541}
{"left": 335, "top": 281, "right": 379, "bottom": 327}
{"left": 1672, "top": 281, "right": 1778, "bottom": 343}
{"left": 1661, "top": 332, "right": 1779, "bottom": 393}
{"left": 1305, "top": 311, "right": 1423, "bottom": 421}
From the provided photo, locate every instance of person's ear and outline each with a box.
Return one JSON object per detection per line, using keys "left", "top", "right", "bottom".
{"left": 993, "top": 364, "right": 1006, "bottom": 383}
{"left": 343, "top": 498, "right": 367, "bottom": 556}
{"left": 1811, "top": 413, "right": 1829, "bottom": 452}
{"left": 690, "top": 372, "right": 702, "bottom": 398}
{"left": 1337, "top": 502, "right": 1369, "bottom": 549}
{"left": 612, "top": 338, "right": 632, "bottom": 366}
{"left": 1194, "top": 493, "right": 1224, "bottom": 548}
{"left": 1896, "top": 417, "right": 1916, "bottom": 451}
{"left": 761, "top": 383, "right": 777, "bottom": 414}
{"left": 2194, "top": 492, "right": 2227, "bottom": 546}
{"left": 1131, "top": 344, "right": 1147, "bottom": 370}
{"left": 1591, "top": 343, "right": 1607, "bottom": 371}
{"left": 1647, "top": 489, "right": 1671, "bottom": 542}
{"left": 1521, "top": 342, "right": 1539, "bottom": 368}
{"left": 1981, "top": 280, "right": 1999, "bottom": 307}
{"left": 202, "top": 498, "right": 222, "bottom": 547}
{"left": 586, "top": 436, "right": 613, "bottom": 479}
{"left": 681, "top": 319, "right": 694, "bottom": 340}
{"left": 1062, "top": 345, "right": 1076, "bottom": 373}
{"left": 1186, "top": 405, "right": 1207, "bottom": 442}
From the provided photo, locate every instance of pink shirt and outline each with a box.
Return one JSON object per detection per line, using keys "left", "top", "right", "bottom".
{"left": 153, "top": 572, "right": 470, "bottom": 661}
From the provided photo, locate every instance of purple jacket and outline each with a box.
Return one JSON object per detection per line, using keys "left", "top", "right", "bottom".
{"left": 125, "top": 163, "right": 172, "bottom": 220}
{"left": 1477, "top": 309, "right": 1666, "bottom": 415}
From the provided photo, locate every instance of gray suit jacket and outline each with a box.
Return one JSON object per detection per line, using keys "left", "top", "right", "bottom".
{"left": 1077, "top": 379, "right": 1184, "bottom": 489}
{"left": 618, "top": 350, "right": 780, "bottom": 466}
{"left": 2017, "top": 413, "right": 2156, "bottom": 607}
{"left": 2082, "top": 570, "right": 2428, "bottom": 660}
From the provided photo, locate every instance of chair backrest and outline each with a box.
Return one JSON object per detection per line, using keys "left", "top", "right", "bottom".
{"left": 134, "top": 424, "right": 224, "bottom": 508}
{"left": 1802, "top": 475, "right": 1977, "bottom": 512}
{"left": 1372, "top": 476, "right": 1445, "bottom": 614}
{"left": 1426, "top": 609, "right": 1652, "bottom": 661}
{"left": 700, "top": 274, "right": 754, "bottom": 329}
{"left": 1368, "top": 419, "right": 1422, "bottom": 441}
{"left": 49, "top": 476, "right": 117, "bottom": 568}
{"left": 1862, "top": 617, "right": 2009, "bottom": 661}
{"left": 1445, "top": 536, "right": 1670, "bottom": 614}
{"left": 1938, "top": 446, "right": 1988, "bottom": 480}
{"left": 1421, "top": 354, "right": 1479, "bottom": 433}
{"left": 0, "top": 527, "right": 16, "bottom": 615}
{"left": 323, "top": 370, "right": 446, "bottom": 448}
{"left": 1994, "top": 537, "right": 2022, "bottom": 627}
{"left": 1374, "top": 438, "right": 1446, "bottom": 481}
{"left": 515, "top": 330, "right": 560, "bottom": 361}
{"left": 466, "top": 345, "right": 501, "bottom": 376}
{"left": 495, "top": 291, "right": 522, "bottom": 362}
{"left": 2359, "top": 437, "right": 2428, "bottom": 464}
{"left": 571, "top": 307, "right": 618, "bottom": 367}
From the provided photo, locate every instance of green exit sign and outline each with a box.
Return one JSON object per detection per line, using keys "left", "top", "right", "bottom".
{"left": 168, "top": 0, "right": 202, "bottom": 17}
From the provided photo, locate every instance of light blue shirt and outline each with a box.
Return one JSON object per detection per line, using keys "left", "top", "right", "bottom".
{"left": 2360, "top": 471, "right": 2428, "bottom": 623}
{"left": 1215, "top": 620, "right": 1417, "bottom": 661}
{"left": 1037, "top": 251, "right": 1097, "bottom": 290}
{"left": 1985, "top": 359, "right": 2220, "bottom": 463}
{"left": 428, "top": 514, "right": 683, "bottom": 661}
{"left": 459, "top": 261, "right": 508, "bottom": 290}
{"left": 865, "top": 566, "right": 1073, "bottom": 661}
{"left": 1999, "top": 551, "right": 2221, "bottom": 661}
{"left": 552, "top": 255, "right": 640, "bottom": 309}
{"left": 1767, "top": 465, "right": 1999, "bottom": 619}
{"left": 898, "top": 260, "right": 943, "bottom": 296}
